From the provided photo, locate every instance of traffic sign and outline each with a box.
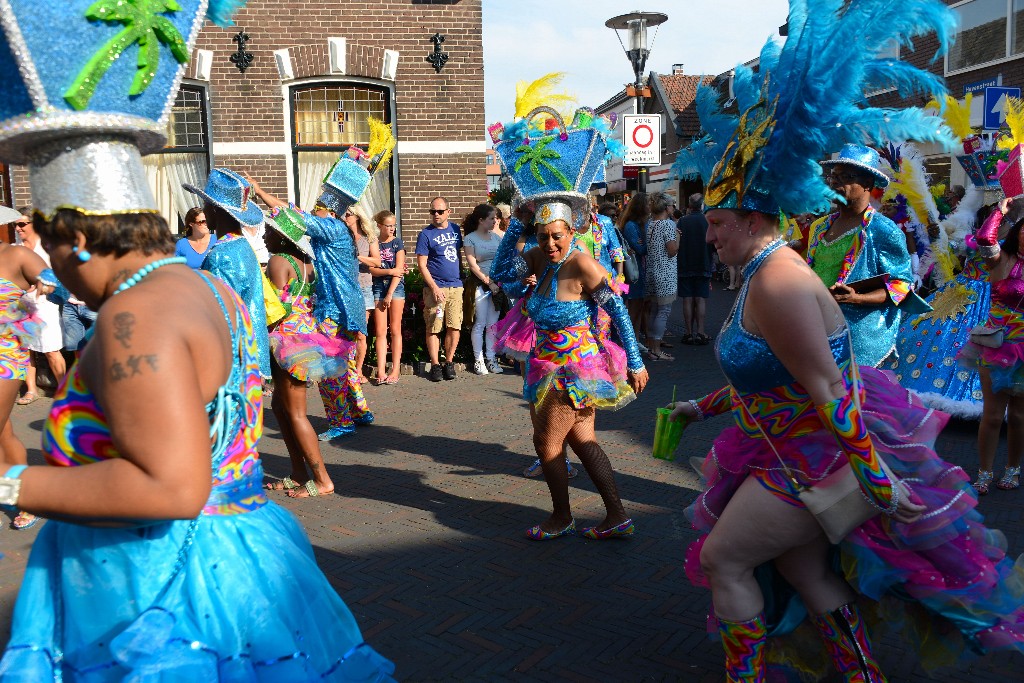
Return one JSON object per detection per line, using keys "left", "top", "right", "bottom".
{"left": 983, "top": 86, "right": 1021, "bottom": 130}
{"left": 623, "top": 114, "right": 661, "bottom": 166}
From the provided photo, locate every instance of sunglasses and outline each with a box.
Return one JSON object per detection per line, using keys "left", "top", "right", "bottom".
{"left": 429, "top": 208, "right": 448, "bottom": 215}
{"left": 13, "top": 221, "right": 30, "bottom": 227}
{"left": 828, "top": 172, "right": 864, "bottom": 185}
{"left": 193, "top": 219, "right": 207, "bottom": 225}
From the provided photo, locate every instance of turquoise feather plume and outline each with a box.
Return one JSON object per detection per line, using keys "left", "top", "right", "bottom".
{"left": 207, "top": 0, "right": 249, "bottom": 27}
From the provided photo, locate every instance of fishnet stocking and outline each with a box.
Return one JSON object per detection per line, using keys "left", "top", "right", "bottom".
{"left": 530, "top": 392, "right": 627, "bottom": 531}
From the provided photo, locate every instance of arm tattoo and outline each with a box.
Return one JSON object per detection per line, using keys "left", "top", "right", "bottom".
{"left": 109, "top": 354, "right": 159, "bottom": 382}
{"left": 112, "top": 312, "right": 135, "bottom": 348}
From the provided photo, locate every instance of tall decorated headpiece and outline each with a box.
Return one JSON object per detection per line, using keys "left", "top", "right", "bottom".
{"left": 673, "top": 0, "right": 957, "bottom": 217}
{"left": 267, "top": 205, "right": 314, "bottom": 259}
{"left": 317, "top": 116, "right": 396, "bottom": 215}
{"left": 0, "top": 1, "right": 247, "bottom": 218}
{"left": 491, "top": 105, "right": 618, "bottom": 229}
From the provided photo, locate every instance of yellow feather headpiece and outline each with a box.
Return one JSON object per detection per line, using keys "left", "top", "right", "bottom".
{"left": 366, "top": 116, "right": 395, "bottom": 174}
{"left": 514, "top": 72, "right": 577, "bottom": 123}
{"left": 997, "top": 97, "right": 1024, "bottom": 150}
{"left": 925, "top": 94, "right": 973, "bottom": 141}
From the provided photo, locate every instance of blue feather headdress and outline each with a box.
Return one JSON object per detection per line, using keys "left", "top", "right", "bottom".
{"left": 674, "top": 0, "right": 957, "bottom": 216}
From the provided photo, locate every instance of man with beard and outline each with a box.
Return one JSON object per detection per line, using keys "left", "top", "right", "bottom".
{"left": 805, "top": 144, "right": 916, "bottom": 367}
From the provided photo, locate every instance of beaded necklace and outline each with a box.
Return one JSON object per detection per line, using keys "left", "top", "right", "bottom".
{"left": 112, "top": 257, "right": 187, "bottom": 295}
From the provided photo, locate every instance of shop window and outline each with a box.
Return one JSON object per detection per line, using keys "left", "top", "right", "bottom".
{"left": 948, "top": 0, "right": 1014, "bottom": 73}
{"left": 290, "top": 84, "right": 394, "bottom": 216}
{"left": 142, "top": 84, "right": 210, "bottom": 233}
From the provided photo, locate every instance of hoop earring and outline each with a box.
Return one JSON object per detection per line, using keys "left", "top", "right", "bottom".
{"left": 71, "top": 245, "right": 92, "bottom": 263}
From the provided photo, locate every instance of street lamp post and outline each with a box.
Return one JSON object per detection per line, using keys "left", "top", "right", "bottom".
{"left": 606, "top": 11, "right": 668, "bottom": 195}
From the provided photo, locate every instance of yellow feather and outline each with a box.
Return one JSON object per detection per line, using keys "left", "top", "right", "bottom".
{"left": 930, "top": 183, "right": 945, "bottom": 200}
{"left": 514, "top": 72, "right": 577, "bottom": 122}
{"left": 366, "top": 116, "right": 395, "bottom": 172}
{"left": 925, "top": 94, "right": 973, "bottom": 140}
{"left": 997, "top": 97, "right": 1024, "bottom": 149}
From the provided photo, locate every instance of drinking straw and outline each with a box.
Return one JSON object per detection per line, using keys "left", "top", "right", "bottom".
{"left": 671, "top": 384, "right": 677, "bottom": 405}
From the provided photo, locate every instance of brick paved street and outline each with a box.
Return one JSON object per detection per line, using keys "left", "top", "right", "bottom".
{"left": 1, "top": 286, "right": 1021, "bottom": 681}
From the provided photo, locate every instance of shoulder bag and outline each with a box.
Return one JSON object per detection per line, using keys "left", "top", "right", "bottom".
{"left": 614, "top": 225, "right": 640, "bottom": 284}
{"left": 732, "top": 335, "right": 907, "bottom": 544}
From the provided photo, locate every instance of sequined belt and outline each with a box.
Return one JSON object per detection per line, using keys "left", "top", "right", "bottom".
{"left": 202, "top": 465, "right": 268, "bottom": 516}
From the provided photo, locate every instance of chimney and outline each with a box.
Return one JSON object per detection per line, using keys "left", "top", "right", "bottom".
{"left": 672, "top": 63, "right": 685, "bottom": 75}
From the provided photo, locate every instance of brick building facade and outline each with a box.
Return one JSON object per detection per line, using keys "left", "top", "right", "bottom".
{"left": 3, "top": 0, "right": 486, "bottom": 247}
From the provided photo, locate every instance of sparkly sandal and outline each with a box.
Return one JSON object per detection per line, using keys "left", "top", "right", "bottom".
{"left": 525, "top": 519, "right": 576, "bottom": 541}
{"left": 581, "top": 519, "right": 635, "bottom": 540}
{"left": 996, "top": 466, "right": 1021, "bottom": 491}
{"left": 264, "top": 477, "right": 301, "bottom": 491}
{"left": 973, "top": 470, "right": 994, "bottom": 495}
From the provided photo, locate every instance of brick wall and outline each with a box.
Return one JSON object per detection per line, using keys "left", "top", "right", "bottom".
{"left": 397, "top": 154, "right": 491, "bottom": 246}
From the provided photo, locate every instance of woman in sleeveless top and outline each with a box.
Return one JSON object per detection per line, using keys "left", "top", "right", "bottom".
{"left": 669, "top": 209, "right": 1024, "bottom": 680}
{"left": 0, "top": 240, "right": 54, "bottom": 531}
{"left": 491, "top": 200, "right": 648, "bottom": 540}
{"left": 265, "top": 207, "right": 353, "bottom": 499}
{"left": 0, "top": 209, "right": 394, "bottom": 681}
{"left": 959, "top": 195, "right": 1024, "bottom": 493}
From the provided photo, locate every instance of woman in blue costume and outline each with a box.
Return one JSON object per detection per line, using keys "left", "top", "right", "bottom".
{"left": 490, "top": 105, "right": 649, "bottom": 540}
{"left": 0, "top": 208, "right": 395, "bottom": 681}
{"left": 806, "top": 144, "right": 920, "bottom": 369}
{"left": 668, "top": 2, "right": 1024, "bottom": 679}
{"left": 0, "top": 2, "right": 393, "bottom": 679}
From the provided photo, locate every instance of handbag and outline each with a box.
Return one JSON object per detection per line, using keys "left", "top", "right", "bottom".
{"left": 733, "top": 335, "right": 907, "bottom": 544}
{"left": 969, "top": 325, "right": 1006, "bottom": 348}
{"left": 614, "top": 225, "right": 641, "bottom": 284}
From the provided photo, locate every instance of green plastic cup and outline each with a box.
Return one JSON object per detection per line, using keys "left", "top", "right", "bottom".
{"left": 652, "top": 407, "right": 687, "bottom": 461}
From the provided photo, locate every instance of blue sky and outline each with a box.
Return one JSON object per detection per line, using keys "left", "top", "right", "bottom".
{"left": 482, "top": 0, "right": 789, "bottom": 127}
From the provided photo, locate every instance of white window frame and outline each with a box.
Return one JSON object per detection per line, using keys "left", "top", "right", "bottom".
{"left": 945, "top": 0, "right": 1024, "bottom": 76}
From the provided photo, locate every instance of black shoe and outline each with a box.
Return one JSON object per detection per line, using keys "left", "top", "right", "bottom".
{"left": 429, "top": 364, "right": 444, "bottom": 382}
{"left": 443, "top": 362, "right": 457, "bottom": 380}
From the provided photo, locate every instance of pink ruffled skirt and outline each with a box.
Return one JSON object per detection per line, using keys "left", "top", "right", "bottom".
{"left": 685, "top": 366, "right": 1024, "bottom": 665}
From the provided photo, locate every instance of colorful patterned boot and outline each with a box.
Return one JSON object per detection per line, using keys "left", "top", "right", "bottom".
{"left": 812, "top": 603, "right": 887, "bottom": 682}
{"left": 717, "top": 614, "right": 767, "bottom": 682}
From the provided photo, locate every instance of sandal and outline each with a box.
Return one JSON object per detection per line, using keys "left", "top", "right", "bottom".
{"left": 695, "top": 333, "right": 712, "bottom": 346}
{"left": 525, "top": 519, "right": 576, "bottom": 541}
{"left": 12, "top": 512, "right": 38, "bottom": 530}
{"left": 523, "top": 459, "right": 543, "bottom": 478}
{"left": 681, "top": 334, "right": 694, "bottom": 345}
{"left": 15, "top": 392, "right": 38, "bottom": 406}
{"left": 996, "top": 466, "right": 1021, "bottom": 490}
{"left": 287, "top": 480, "right": 334, "bottom": 498}
{"left": 973, "top": 470, "right": 994, "bottom": 495}
{"left": 264, "top": 477, "right": 302, "bottom": 491}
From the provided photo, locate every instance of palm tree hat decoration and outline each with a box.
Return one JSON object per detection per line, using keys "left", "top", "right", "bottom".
{"left": 494, "top": 104, "right": 616, "bottom": 230}
{"left": 0, "top": 1, "right": 247, "bottom": 217}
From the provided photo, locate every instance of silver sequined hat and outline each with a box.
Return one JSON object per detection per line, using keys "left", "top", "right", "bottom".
{"left": 0, "top": 1, "right": 240, "bottom": 217}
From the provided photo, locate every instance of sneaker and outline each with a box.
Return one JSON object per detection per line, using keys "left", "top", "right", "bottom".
{"left": 485, "top": 358, "right": 503, "bottom": 374}
{"left": 318, "top": 425, "right": 355, "bottom": 441}
{"left": 354, "top": 412, "right": 374, "bottom": 426}
{"left": 429, "top": 364, "right": 444, "bottom": 382}
{"left": 473, "top": 358, "right": 489, "bottom": 375}
{"left": 443, "top": 362, "right": 457, "bottom": 380}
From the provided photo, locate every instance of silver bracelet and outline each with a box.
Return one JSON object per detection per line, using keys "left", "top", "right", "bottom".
{"left": 979, "top": 243, "right": 1000, "bottom": 258}
{"left": 688, "top": 399, "right": 705, "bottom": 421}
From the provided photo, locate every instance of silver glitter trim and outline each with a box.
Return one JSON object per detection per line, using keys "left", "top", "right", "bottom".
{"left": 574, "top": 134, "right": 598, "bottom": 193}
{"left": 160, "top": 0, "right": 211, "bottom": 127}
{"left": 0, "top": 0, "right": 50, "bottom": 108}
{"left": 534, "top": 201, "right": 574, "bottom": 227}
{"left": 0, "top": 109, "right": 166, "bottom": 164}
{"left": 526, "top": 191, "right": 589, "bottom": 229}
{"left": 30, "top": 136, "right": 158, "bottom": 216}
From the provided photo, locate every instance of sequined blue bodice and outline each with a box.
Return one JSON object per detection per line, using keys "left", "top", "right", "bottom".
{"left": 525, "top": 288, "right": 594, "bottom": 331}
{"left": 717, "top": 241, "right": 851, "bottom": 393}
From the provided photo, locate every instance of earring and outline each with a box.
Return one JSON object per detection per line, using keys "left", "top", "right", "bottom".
{"left": 71, "top": 245, "right": 92, "bottom": 263}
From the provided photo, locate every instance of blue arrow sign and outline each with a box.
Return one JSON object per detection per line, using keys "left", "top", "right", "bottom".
{"left": 983, "top": 86, "right": 1021, "bottom": 130}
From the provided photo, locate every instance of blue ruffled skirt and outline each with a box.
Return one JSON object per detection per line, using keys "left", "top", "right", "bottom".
{"left": 0, "top": 502, "right": 395, "bottom": 682}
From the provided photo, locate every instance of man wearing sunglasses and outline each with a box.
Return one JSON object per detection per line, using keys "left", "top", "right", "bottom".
{"left": 415, "top": 197, "right": 464, "bottom": 381}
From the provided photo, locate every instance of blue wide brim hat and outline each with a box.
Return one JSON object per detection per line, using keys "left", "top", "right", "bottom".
{"left": 183, "top": 168, "right": 265, "bottom": 229}
{"left": 820, "top": 144, "right": 891, "bottom": 189}
{"left": 318, "top": 157, "right": 371, "bottom": 215}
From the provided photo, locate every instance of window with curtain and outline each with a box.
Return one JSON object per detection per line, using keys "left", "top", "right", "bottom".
{"left": 142, "top": 84, "right": 210, "bottom": 234}
{"left": 290, "top": 84, "right": 394, "bottom": 218}
{"left": 948, "top": 0, "right": 1012, "bottom": 72}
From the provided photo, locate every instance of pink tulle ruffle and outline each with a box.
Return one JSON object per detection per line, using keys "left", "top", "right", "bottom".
{"left": 270, "top": 332, "right": 354, "bottom": 383}
{"left": 492, "top": 303, "right": 535, "bottom": 362}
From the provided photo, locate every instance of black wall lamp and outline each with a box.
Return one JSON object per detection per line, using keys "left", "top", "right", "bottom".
{"left": 426, "top": 33, "right": 449, "bottom": 73}
{"left": 230, "top": 29, "right": 254, "bottom": 73}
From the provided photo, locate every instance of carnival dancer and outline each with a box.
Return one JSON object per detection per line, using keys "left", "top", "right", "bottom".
{"left": 0, "top": 2, "right": 395, "bottom": 679}
{"left": 670, "top": 1, "right": 1024, "bottom": 680}
{"left": 807, "top": 144, "right": 923, "bottom": 368}
{"left": 490, "top": 104, "right": 648, "bottom": 539}
{"left": 0, "top": 210, "right": 55, "bottom": 532}
{"left": 265, "top": 207, "right": 353, "bottom": 498}
{"left": 959, "top": 195, "right": 1024, "bottom": 493}
{"left": 249, "top": 125, "right": 394, "bottom": 441}
{"left": 184, "top": 168, "right": 285, "bottom": 379}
